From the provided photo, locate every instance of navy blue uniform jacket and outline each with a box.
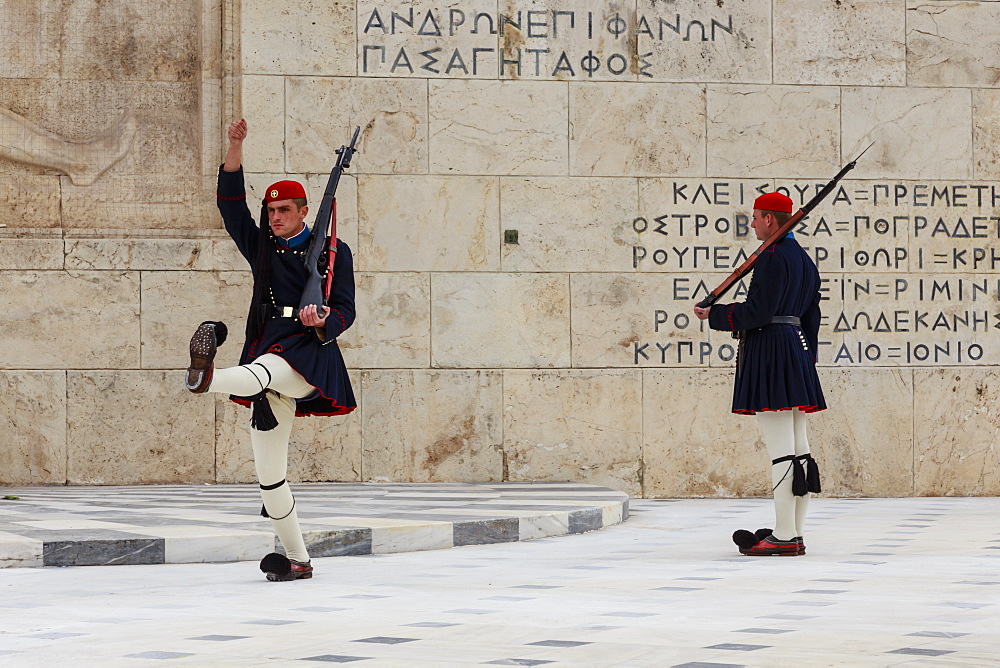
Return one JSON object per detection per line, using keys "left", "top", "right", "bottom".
{"left": 216, "top": 166, "right": 356, "bottom": 417}
{"left": 707, "top": 236, "right": 826, "bottom": 415}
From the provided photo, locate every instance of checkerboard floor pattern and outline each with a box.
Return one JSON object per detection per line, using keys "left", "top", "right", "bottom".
{"left": 1, "top": 495, "right": 998, "bottom": 665}
{"left": 0, "top": 482, "right": 628, "bottom": 568}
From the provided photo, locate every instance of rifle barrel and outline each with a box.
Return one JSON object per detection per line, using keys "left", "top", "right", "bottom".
{"left": 298, "top": 127, "right": 361, "bottom": 312}
{"left": 694, "top": 142, "right": 873, "bottom": 309}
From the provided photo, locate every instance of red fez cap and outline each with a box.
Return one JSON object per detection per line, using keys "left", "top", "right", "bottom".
{"left": 264, "top": 180, "right": 307, "bottom": 203}
{"left": 753, "top": 192, "right": 793, "bottom": 214}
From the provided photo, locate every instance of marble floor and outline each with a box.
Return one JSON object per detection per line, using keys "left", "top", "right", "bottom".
{"left": 0, "top": 483, "right": 628, "bottom": 568}
{"left": 1, "top": 496, "right": 998, "bottom": 666}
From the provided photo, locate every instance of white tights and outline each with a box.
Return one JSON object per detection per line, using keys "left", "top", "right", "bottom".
{"left": 209, "top": 354, "right": 314, "bottom": 562}
{"left": 755, "top": 409, "right": 811, "bottom": 541}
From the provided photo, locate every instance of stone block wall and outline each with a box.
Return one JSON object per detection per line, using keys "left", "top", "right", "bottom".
{"left": 2, "top": 0, "right": 999, "bottom": 497}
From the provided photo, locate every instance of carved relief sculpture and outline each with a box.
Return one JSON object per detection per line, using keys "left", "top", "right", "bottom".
{"left": 0, "top": 107, "right": 136, "bottom": 186}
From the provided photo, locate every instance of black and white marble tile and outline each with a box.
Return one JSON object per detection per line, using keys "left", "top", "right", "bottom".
{"left": 0, "top": 482, "right": 628, "bottom": 567}
{"left": 0, "top": 497, "right": 998, "bottom": 666}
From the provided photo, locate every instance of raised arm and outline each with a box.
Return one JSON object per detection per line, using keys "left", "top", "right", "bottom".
{"left": 217, "top": 118, "right": 256, "bottom": 262}
{"left": 223, "top": 118, "right": 247, "bottom": 172}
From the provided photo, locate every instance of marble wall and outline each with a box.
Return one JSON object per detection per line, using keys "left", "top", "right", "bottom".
{"left": 2, "top": 0, "right": 999, "bottom": 497}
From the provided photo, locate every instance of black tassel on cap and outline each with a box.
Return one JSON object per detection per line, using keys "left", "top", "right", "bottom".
{"left": 250, "top": 391, "right": 279, "bottom": 431}
{"left": 246, "top": 202, "right": 274, "bottom": 343}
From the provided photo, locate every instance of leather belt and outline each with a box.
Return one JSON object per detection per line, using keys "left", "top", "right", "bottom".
{"left": 735, "top": 316, "right": 801, "bottom": 339}
{"left": 270, "top": 305, "right": 299, "bottom": 319}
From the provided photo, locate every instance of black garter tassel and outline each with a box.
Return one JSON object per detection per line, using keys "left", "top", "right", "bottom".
{"left": 791, "top": 457, "right": 808, "bottom": 496}
{"left": 800, "top": 453, "right": 822, "bottom": 493}
{"left": 772, "top": 455, "right": 809, "bottom": 497}
{"left": 250, "top": 391, "right": 279, "bottom": 431}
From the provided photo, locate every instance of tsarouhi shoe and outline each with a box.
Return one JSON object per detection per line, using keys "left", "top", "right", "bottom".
{"left": 732, "top": 527, "right": 774, "bottom": 551}
{"left": 740, "top": 534, "right": 801, "bottom": 557}
{"left": 185, "top": 321, "right": 227, "bottom": 393}
{"left": 266, "top": 560, "right": 313, "bottom": 582}
{"left": 260, "top": 553, "right": 313, "bottom": 582}
{"left": 756, "top": 527, "right": 805, "bottom": 555}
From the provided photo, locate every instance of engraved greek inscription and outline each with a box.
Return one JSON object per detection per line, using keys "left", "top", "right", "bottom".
{"left": 632, "top": 339, "right": 739, "bottom": 366}
{"left": 359, "top": 5, "right": 741, "bottom": 78}
{"left": 624, "top": 177, "right": 1000, "bottom": 366}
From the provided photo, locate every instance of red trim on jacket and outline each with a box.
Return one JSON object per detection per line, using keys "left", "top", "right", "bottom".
{"left": 217, "top": 192, "right": 247, "bottom": 201}
{"left": 329, "top": 308, "right": 348, "bottom": 334}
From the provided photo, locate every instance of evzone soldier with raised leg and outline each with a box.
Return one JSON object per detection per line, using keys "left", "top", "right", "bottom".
{"left": 694, "top": 192, "right": 824, "bottom": 557}
{"left": 186, "top": 118, "right": 357, "bottom": 580}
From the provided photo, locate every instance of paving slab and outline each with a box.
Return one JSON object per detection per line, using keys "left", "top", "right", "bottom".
{"left": 0, "top": 482, "right": 628, "bottom": 568}
{"left": 0, "top": 497, "right": 998, "bottom": 666}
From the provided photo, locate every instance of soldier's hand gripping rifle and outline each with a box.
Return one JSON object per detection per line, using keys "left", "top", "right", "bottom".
{"left": 299, "top": 126, "right": 360, "bottom": 314}
{"left": 694, "top": 141, "right": 874, "bottom": 309}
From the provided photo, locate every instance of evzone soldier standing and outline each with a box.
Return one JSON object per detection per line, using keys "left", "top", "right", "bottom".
{"left": 185, "top": 118, "right": 357, "bottom": 581}
{"left": 694, "top": 192, "right": 824, "bottom": 557}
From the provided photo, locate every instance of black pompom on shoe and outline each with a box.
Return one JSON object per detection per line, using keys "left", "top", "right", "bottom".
{"left": 185, "top": 322, "right": 223, "bottom": 393}
{"left": 260, "top": 552, "right": 291, "bottom": 577}
{"left": 203, "top": 321, "right": 228, "bottom": 347}
{"left": 260, "top": 552, "right": 313, "bottom": 581}
{"left": 733, "top": 529, "right": 758, "bottom": 550}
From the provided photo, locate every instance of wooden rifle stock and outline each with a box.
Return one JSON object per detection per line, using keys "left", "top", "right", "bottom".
{"left": 694, "top": 142, "right": 874, "bottom": 309}
{"left": 299, "top": 126, "right": 360, "bottom": 313}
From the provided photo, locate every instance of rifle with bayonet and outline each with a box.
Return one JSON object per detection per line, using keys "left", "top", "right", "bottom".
{"left": 695, "top": 141, "right": 874, "bottom": 309}
{"left": 299, "top": 126, "right": 360, "bottom": 315}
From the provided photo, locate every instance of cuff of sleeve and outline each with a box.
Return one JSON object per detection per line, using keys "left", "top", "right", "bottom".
{"left": 707, "top": 304, "right": 733, "bottom": 332}
{"left": 315, "top": 327, "right": 335, "bottom": 344}
{"left": 217, "top": 165, "right": 247, "bottom": 200}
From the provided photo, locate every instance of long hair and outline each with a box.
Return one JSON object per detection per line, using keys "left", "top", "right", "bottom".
{"left": 245, "top": 201, "right": 273, "bottom": 342}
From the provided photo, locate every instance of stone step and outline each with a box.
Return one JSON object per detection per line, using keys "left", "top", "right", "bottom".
{"left": 0, "top": 482, "right": 629, "bottom": 568}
